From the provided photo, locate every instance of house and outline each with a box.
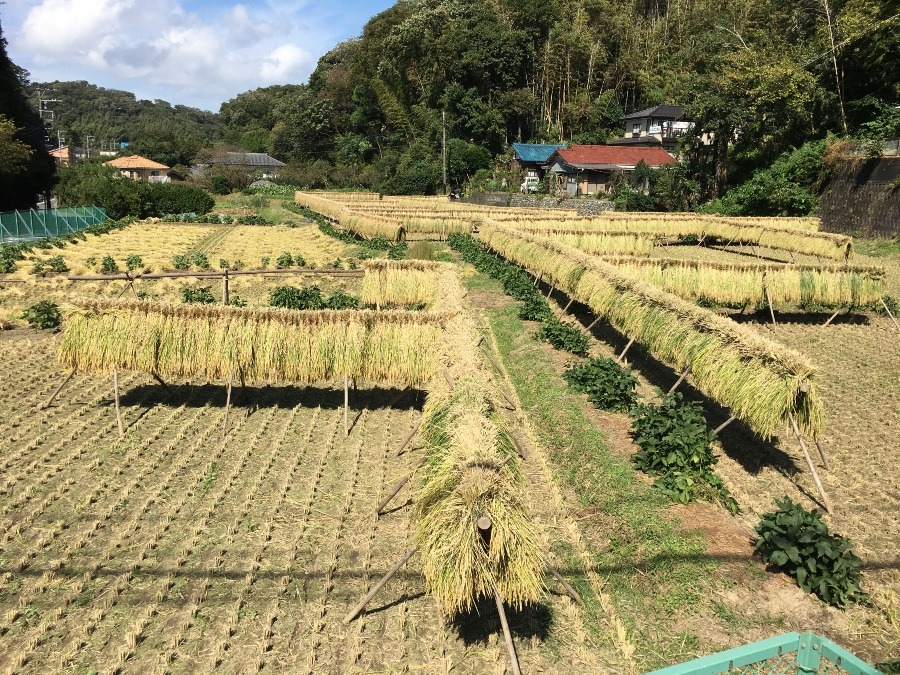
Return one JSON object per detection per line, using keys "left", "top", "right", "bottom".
{"left": 215, "top": 152, "right": 285, "bottom": 179}
{"left": 510, "top": 143, "right": 567, "bottom": 182}
{"left": 610, "top": 104, "right": 692, "bottom": 152}
{"left": 49, "top": 145, "right": 88, "bottom": 167}
{"left": 545, "top": 145, "right": 677, "bottom": 196}
{"left": 105, "top": 155, "right": 171, "bottom": 183}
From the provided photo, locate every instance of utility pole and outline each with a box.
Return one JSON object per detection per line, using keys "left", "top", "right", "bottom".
{"left": 86, "top": 135, "right": 95, "bottom": 158}
{"left": 442, "top": 110, "right": 448, "bottom": 196}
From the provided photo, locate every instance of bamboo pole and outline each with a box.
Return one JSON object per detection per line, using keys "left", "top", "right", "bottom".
{"left": 344, "top": 375, "right": 350, "bottom": 437}
{"left": 222, "top": 374, "right": 233, "bottom": 439}
{"left": 562, "top": 297, "right": 575, "bottom": 313}
{"left": 394, "top": 420, "right": 421, "bottom": 457}
{"left": 113, "top": 368, "right": 124, "bottom": 438}
{"left": 712, "top": 415, "right": 736, "bottom": 436}
{"left": 667, "top": 366, "right": 690, "bottom": 394}
{"left": 547, "top": 565, "right": 583, "bottom": 605}
{"left": 533, "top": 271, "right": 542, "bottom": 287}
{"left": 881, "top": 298, "right": 900, "bottom": 333}
{"left": 823, "top": 307, "right": 843, "bottom": 327}
{"left": 764, "top": 283, "right": 777, "bottom": 327}
{"left": 222, "top": 269, "right": 230, "bottom": 305}
{"left": 493, "top": 586, "right": 522, "bottom": 675}
{"left": 151, "top": 372, "right": 174, "bottom": 397}
{"left": 546, "top": 283, "right": 555, "bottom": 300}
{"left": 376, "top": 459, "right": 426, "bottom": 515}
{"left": 616, "top": 337, "right": 635, "bottom": 363}
{"left": 66, "top": 268, "right": 364, "bottom": 282}
{"left": 41, "top": 370, "right": 75, "bottom": 409}
{"left": 813, "top": 439, "right": 830, "bottom": 471}
{"left": 789, "top": 415, "right": 833, "bottom": 515}
{"left": 342, "top": 546, "right": 418, "bottom": 624}
{"left": 580, "top": 316, "right": 601, "bottom": 336}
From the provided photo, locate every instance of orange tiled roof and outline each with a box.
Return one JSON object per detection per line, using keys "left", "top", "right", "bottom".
{"left": 104, "top": 155, "right": 170, "bottom": 170}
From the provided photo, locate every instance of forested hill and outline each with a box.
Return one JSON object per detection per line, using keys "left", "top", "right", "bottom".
{"left": 219, "top": 0, "right": 899, "bottom": 201}
{"left": 24, "top": 80, "right": 222, "bottom": 168}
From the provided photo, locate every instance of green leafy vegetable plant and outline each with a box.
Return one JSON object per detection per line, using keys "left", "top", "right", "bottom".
{"left": 191, "top": 251, "right": 210, "bottom": 270}
{"left": 22, "top": 300, "right": 62, "bottom": 330}
{"left": 172, "top": 255, "right": 190, "bottom": 270}
{"left": 536, "top": 318, "right": 589, "bottom": 356}
{"left": 276, "top": 251, "right": 294, "bottom": 268}
{"left": 632, "top": 393, "right": 738, "bottom": 512}
{"left": 180, "top": 286, "right": 216, "bottom": 304}
{"left": 268, "top": 285, "right": 326, "bottom": 310}
{"left": 125, "top": 254, "right": 143, "bottom": 272}
{"left": 755, "top": 497, "right": 865, "bottom": 608}
{"left": 100, "top": 255, "right": 119, "bottom": 274}
{"left": 564, "top": 357, "right": 638, "bottom": 411}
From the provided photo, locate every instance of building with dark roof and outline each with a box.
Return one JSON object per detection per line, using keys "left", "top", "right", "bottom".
{"left": 510, "top": 143, "right": 567, "bottom": 184}
{"left": 546, "top": 145, "right": 676, "bottom": 196}
{"left": 611, "top": 104, "right": 692, "bottom": 152}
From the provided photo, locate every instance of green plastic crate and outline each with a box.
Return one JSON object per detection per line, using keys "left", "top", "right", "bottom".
{"left": 647, "top": 632, "right": 882, "bottom": 675}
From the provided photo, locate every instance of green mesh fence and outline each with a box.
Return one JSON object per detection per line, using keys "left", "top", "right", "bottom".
{"left": 0, "top": 207, "right": 106, "bottom": 244}
{"left": 647, "top": 632, "right": 881, "bottom": 675}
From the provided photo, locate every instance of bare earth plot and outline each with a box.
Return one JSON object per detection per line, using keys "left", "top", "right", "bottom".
{"left": 0, "top": 332, "right": 617, "bottom": 674}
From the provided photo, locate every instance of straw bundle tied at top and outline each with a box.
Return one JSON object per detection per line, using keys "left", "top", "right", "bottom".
{"left": 478, "top": 222, "right": 825, "bottom": 439}
{"left": 59, "top": 299, "right": 450, "bottom": 387}
{"left": 416, "top": 375, "right": 545, "bottom": 614}
{"left": 362, "top": 260, "right": 440, "bottom": 308}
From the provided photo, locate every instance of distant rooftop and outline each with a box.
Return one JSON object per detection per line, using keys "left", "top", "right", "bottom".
{"left": 621, "top": 104, "right": 686, "bottom": 120}
{"left": 105, "top": 155, "right": 170, "bottom": 170}
{"left": 217, "top": 152, "right": 285, "bottom": 168}
{"left": 511, "top": 143, "right": 567, "bottom": 164}
{"left": 551, "top": 145, "right": 676, "bottom": 169}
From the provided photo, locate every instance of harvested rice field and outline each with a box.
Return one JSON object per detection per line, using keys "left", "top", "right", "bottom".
{"left": 0, "top": 198, "right": 898, "bottom": 673}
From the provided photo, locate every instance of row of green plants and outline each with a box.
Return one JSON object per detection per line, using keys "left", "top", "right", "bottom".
{"left": 161, "top": 212, "right": 273, "bottom": 225}
{"left": 286, "top": 203, "right": 408, "bottom": 260}
{"left": 0, "top": 218, "right": 133, "bottom": 274}
{"left": 454, "top": 234, "right": 867, "bottom": 611}
{"left": 268, "top": 285, "right": 361, "bottom": 310}
{"left": 179, "top": 286, "right": 246, "bottom": 306}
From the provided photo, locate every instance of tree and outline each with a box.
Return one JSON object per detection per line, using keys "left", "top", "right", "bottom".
{"left": 0, "top": 20, "right": 56, "bottom": 210}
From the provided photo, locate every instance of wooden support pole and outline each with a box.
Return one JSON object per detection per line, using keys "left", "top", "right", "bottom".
{"left": 344, "top": 375, "right": 350, "bottom": 437}
{"left": 814, "top": 439, "right": 830, "bottom": 471}
{"left": 712, "top": 415, "right": 736, "bottom": 436}
{"left": 222, "top": 269, "right": 230, "bottom": 305}
{"left": 151, "top": 372, "right": 174, "bottom": 397}
{"left": 494, "top": 587, "right": 522, "bottom": 675}
{"left": 667, "top": 366, "right": 690, "bottom": 395}
{"left": 764, "top": 284, "right": 777, "bottom": 327}
{"left": 394, "top": 420, "right": 421, "bottom": 457}
{"left": 376, "top": 459, "right": 426, "bottom": 515}
{"left": 823, "top": 307, "right": 843, "bottom": 327}
{"left": 580, "top": 316, "right": 601, "bottom": 336}
{"left": 342, "top": 546, "right": 418, "bottom": 624}
{"left": 547, "top": 565, "right": 583, "bottom": 606}
{"left": 562, "top": 297, "right": 575, "bottom": 314}
{"left": 789, "top": 416, "right": 833, "bottom": 515}
{"left": 546, "top": 283, "right": 555, "bottom": 300}
{"left": 41, "top": 370, "right": 75, "bottom": 409}
{"left": 222, "top": 374, "right": 233, "bottom": 439}
{"left": 881, "top": 298, "right": 900, "bottom": 333}
{"left": 533, "top": 271, "right": 542, "bottom": 287}
{"left": 616, "top": 337, "right": 635, "bottom": 364}
{"left": 113, "top": 368, "right": 124, "bottom": 438}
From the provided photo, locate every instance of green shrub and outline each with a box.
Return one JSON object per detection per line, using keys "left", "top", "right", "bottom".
{"left": 876, "top": 294, "right": 899, "bottom": 317}
{"left": 564, "top": 357, "right": 638, "bottom": 411}
{"left": 387, "top": 242, "right": 408, "bottom": 260}
{"left": 260, "top": 256, "right": 270, "bottom": 268}
{"left": 180, "top": 286, "right": 216, "bottom": 304}
{"left": 631, "top": 393, "right": 738, "bottom": 512}
{"left": 219, "top": 258, "right": 229, "bottom": 270}
{"left": 100, "top": 255, "right": 119, "bottom": 274}
{"left": 22, "top": 300, "right": 62, "bottom": 330}
{"left": 125, "top": 254, "right": 143, "bottom": 272}
{"left": 209, "top": 175, "right": 231, "bottom": 195}
{"left": 233, "top": 259, "right": 245, "bottom": 270}
{"left": 536, "top": 318, "right": 590, "bottom": 356}
{"left": 151, "top": 182, "right": 214, "bottom": 215}
{"left": 43, "top": 255, "right": 67, "bottom": 273}
{"left": 518, "top": 294, "right": 553, "bottom": 322}
{"left": 227, "top": 295, "right": 247, "bottom": 307}
{"left": 31, "top": 259, "right": 46, "bottom": 275}
{"left": 434, "top": 251, "right": 454, "bottom": 263}
{"left": 268, "top": 285, "right": 325, "bottom": 310}
{"left": 172, "top": 255, "right": 190, "bottom": 270}
{"left": 755, "top": 498, "right": 865, "bottom": 607}
{"left": 275, "top": 251, "right": 294, "bottom": 269}
{"left": 330, "top": 258, "right": 344, "bottom": 269}
{"left": 191, "top": 252, "right": 210, "bottom": 270}
{"left": 325, "top": 289, "right": 360, "bottom": 309}
{"left": 294, "top": 253, "right": 306, "bottom": 268}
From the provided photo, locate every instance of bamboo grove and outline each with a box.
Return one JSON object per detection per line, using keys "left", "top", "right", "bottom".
{"left": 478, "top": 222, "right": 825, "bottom": 440}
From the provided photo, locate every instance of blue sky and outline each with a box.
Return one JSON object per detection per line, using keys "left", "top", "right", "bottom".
{"left": 2, "top": 0, "right": 395, "bottom": 112}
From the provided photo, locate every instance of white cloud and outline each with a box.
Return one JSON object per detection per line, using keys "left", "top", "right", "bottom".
{"left": 3, "top": 0, "right": 392, "bottom": 110}
{"left": 260, "top": 44, "right": 313, "bottom": 81}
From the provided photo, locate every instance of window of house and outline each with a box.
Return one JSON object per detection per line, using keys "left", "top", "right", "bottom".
{"left": 632, "top": 123, "right": 642, "bottom": 135}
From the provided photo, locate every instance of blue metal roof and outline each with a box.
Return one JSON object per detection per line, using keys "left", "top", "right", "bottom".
{"left": 512, "top": 143, "right": 567, "bottom": 163}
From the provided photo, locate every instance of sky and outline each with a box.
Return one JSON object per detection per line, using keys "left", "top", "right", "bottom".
{"left": 1, "top": 0, "right": 396, "bottom": 112}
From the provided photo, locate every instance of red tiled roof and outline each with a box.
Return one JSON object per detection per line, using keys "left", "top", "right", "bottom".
{"left": 553, "top": 145, "right": 676, "bottom": 167}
